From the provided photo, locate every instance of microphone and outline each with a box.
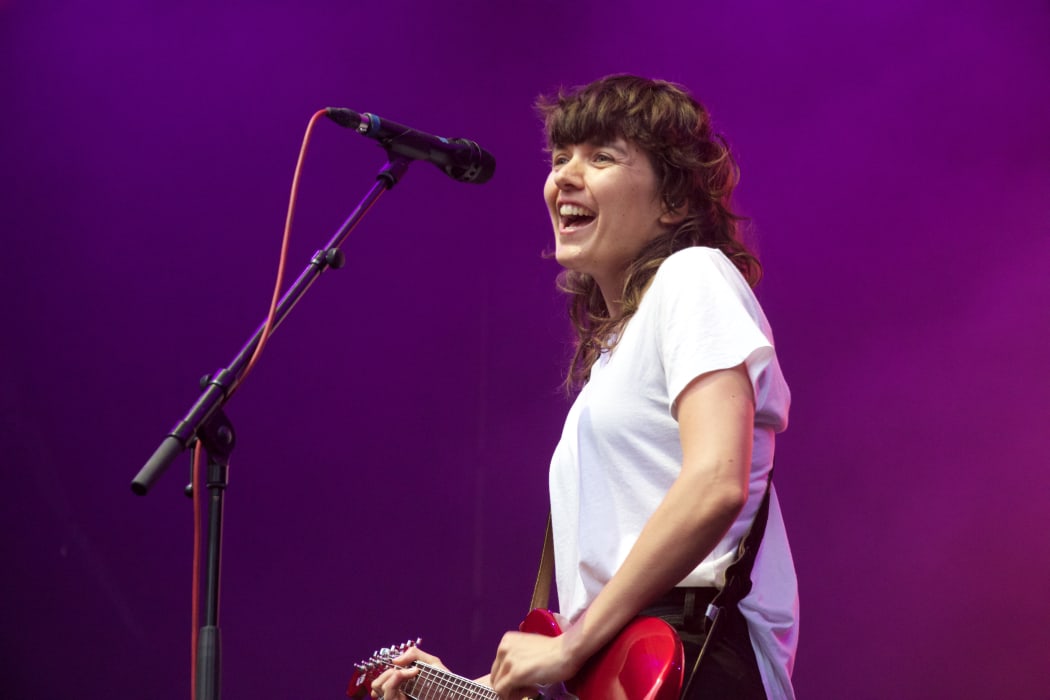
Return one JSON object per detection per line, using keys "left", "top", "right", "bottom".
{"left": 325, "top": 108, "right": 495, "bottom": 184}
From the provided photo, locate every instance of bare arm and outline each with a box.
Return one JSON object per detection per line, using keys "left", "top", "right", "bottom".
{"left": 490, "top": 363, "right": 754, "bottom": 698}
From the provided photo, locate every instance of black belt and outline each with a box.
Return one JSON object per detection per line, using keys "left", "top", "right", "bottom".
{"left": 648, "top": 586, "right": 720, "bottom": 633}
{"left": 651, "top": 586, "right": 719, "bottom": 608}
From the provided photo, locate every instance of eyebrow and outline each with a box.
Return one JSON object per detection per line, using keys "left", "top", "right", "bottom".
{"left": 551, "top": 139, "right": 630, "bottom": 154}
{"left": 594, "top": 139, "right": 629, "bottom": 154}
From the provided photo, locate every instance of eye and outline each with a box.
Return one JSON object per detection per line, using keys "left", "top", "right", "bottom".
{"left": 551, "top": 153, "right": 570, "bottom": 167}
{"left": 593, "top": 152, "right": 614, "bottom": 164}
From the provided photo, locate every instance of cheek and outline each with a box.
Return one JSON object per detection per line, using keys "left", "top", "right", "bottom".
{"left": 543, "top": 179, "right": 561, "bottom": 231}
{"left": 543, "top": 175, "right": 558, "bottom": 208}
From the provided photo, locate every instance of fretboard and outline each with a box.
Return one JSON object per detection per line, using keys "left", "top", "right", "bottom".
{"left": 402, "top": 661, "right": 498, "bottom": 700}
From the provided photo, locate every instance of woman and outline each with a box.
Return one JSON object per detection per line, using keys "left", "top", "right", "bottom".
{"left": 372, "top": 75, "right": 798, "bottom": 700}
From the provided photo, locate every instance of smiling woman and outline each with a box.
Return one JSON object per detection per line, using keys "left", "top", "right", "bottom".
{"left": 370, "top": 75, "right": 797, "bottom": 700}
{"left": 545, "top": 138, "right": 684, "bottom": 311}
{"left": 538, "top": 76, "right": 761, "bottom": 392}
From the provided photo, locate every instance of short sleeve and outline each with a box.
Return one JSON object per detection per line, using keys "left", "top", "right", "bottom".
{"left": 650, "top": 248, "right": 789, "bottom": 430}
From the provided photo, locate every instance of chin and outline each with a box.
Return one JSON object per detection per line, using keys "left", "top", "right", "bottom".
{"left": 554, "top": 249, "right": 577, "bottom": 270}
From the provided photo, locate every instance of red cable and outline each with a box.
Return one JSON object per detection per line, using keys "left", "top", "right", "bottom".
{"left": 236, "top": 108, "right": 329, "bottom": 392}
{"left": 191, "top": 108, "right": 328, "bottom": 698}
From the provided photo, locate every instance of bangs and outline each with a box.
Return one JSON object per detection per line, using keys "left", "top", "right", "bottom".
{"left": 538, "top": 76, "right": 697, "bottom": 153}
{"left": 543, "top": 96, "right": 632, "bottom": 149}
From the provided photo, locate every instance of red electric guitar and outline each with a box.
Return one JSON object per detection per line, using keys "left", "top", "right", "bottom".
{"left": 347, "top": 608, "right": 683, "bottom": 700}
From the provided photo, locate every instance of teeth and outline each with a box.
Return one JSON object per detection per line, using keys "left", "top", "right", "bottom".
{"left": 559, "top": 204, "right": 595, "bottom": 217}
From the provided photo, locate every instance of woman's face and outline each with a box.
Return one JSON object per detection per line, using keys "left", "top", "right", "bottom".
{"left": 544, "top": 138, "right": 675, "bottom": 306}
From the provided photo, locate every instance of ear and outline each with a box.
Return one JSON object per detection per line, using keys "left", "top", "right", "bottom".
{"left": 659, "top": 200, "right": 689, "bottom": 226}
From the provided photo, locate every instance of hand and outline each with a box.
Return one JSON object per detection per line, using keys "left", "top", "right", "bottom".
{"left": 369, "top": 646, "right": 445, "bottom": 700}
{"left": 489, "top": 631, "right": 580, "bottom": 700}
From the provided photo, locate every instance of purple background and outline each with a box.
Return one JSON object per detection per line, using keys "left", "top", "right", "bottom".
{"left": 2, "top": 1, "right": 1048, "bottom": 698}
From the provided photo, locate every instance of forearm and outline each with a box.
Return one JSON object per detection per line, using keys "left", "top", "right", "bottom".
{"left": 490, "top": 367, "right": 756, "bottom": 695}
{"left": 559, "top": 467, "right": 746, "bottom": 669}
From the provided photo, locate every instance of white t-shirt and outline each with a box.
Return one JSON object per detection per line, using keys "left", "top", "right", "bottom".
{"left": 549, "top": 246, "right": 798, "bottom": 699}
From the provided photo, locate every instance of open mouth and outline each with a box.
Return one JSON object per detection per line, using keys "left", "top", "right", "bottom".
{"left": 559, "top": 203, "right": 596, "bottom": 231}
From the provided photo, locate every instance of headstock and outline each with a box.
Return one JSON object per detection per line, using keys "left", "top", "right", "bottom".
{"left": 346, "top": 638, "right": 421, "bottom": 698}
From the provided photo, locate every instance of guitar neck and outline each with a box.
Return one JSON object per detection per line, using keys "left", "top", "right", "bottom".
{"left": 353, "top": 610, "right": 681, "bottom": 700}
{"left": 403, "top": 661, "right": 498, "bottom": 700}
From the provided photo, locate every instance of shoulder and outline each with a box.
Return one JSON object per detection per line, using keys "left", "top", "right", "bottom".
{"left": 643, "top": 246, "right": 765, "bottom": 328}
{"left": 652, "top": 246, "right": 749, "bottom": 291}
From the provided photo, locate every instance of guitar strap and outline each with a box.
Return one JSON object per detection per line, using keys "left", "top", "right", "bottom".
{"left": 528, "top": 472, "right": 774, "bottom": 699}
{"left": 680, "top": 469, "right": 774, "bottom": 699}
{"left": 529, "top": 512, "right": 555, "bottom": 612}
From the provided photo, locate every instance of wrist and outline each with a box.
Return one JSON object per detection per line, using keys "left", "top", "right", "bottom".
{"left": 559, "top": 610, "right": 599, "bottom": 674}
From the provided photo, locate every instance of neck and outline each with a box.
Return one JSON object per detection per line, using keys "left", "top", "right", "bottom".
{"left": 595, "top": 275, "right": 626, "bottom": 320}
{"left": 403, "top": 662, "right": 498, "bottom": 700}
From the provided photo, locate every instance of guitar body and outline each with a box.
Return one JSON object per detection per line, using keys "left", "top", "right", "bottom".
{"left": 519, "top": 609, "right": 683, "bottom": 700}
{"left": 348, "top": 610, "right": 683, "bottom": 700}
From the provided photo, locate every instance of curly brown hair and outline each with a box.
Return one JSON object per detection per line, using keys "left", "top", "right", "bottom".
{"left": 536, "top": 75, "right": 761, "bottom": 391}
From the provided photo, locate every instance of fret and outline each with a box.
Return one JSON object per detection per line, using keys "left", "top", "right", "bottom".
{"left": 407, "top": 661, "right": 498, "bottom": 700}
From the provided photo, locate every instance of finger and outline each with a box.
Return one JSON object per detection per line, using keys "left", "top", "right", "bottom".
{"left": 492, "top": 666, "right": 520, "bottom": 697}
{"left": 393, "top": 646, "right": 444, "bottom": 669}
{"left": 490, "top": 632, "right": 514, "bottom": 681}
{"left": 370, "top": 668, "right": 396, "bottom": 696}
{"left": 491, "top": 631, "right": 527, "bottom": 686}
{"left": 371, "top": 672, "right": 405, "bottom": 699}
{"left": 371, "top": 672, "right": 394, "bottom": 698}
{"left": 489, "top": 657, "right": 502, "bottom": 687}
{"left": 377, "top": 666, "right": 420, "bottom": 697}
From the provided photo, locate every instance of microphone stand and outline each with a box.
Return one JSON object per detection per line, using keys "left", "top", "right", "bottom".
{"left": 131, "top": 154, "right": 413, "bottom": 700}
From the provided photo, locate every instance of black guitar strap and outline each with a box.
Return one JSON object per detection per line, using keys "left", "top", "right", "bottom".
{"left": 680, "top": 469, "right": 774, "bottom": 699}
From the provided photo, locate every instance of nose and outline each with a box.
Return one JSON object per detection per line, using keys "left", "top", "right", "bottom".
{"left": 553, "top": 154, "right": 583, "bottom": 190}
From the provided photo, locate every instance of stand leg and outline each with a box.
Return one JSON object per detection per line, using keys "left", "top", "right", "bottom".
{"left": 196, "top": 626, "right": 221, "bottom": 700}
{"left": 194, "top": 410, "right": 234, "bottom": 700}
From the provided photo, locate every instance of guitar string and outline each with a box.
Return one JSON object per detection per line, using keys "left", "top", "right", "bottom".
{"left": 413, "top": 662, "right": 498, "bottom": 700}
{"left": 369, "top": 658, "right": 498, "bottom": 700}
